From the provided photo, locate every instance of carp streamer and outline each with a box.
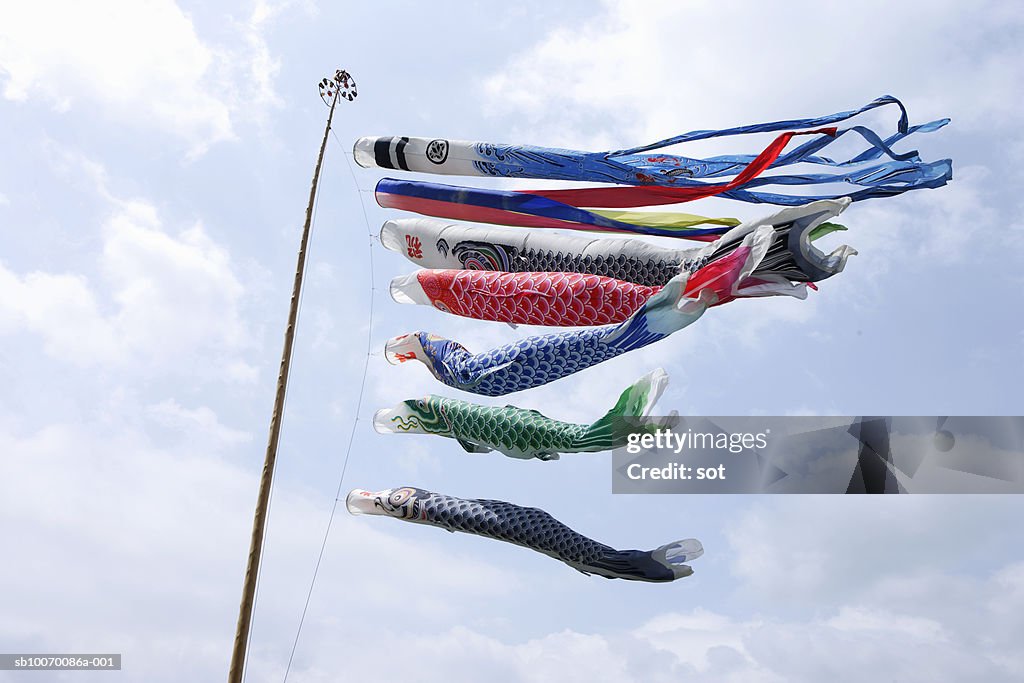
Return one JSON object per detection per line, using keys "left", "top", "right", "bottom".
{"left": 387, "top": 200, "right": 854, "bottom": 326}
{"left": 344, "top": 94, "right": 954, "bottom": 581}
{"left": 374, "top": 369, "right": 668, "bottom": 461}
{"left": 359, "top": 95, "right": 952, "bottom": 225}
{"left": 384, "top": 269, "right": 713, "bottom": 397}
{"left": 346, "top": 486, "right": 703, "bottom": 582}
{"left": 383, "top": 202, "right": 853, "bottom": 396}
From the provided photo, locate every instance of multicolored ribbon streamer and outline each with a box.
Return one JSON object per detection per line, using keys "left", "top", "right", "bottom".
{"left": 376, "top": 178, "right": 737, "bottom": 238}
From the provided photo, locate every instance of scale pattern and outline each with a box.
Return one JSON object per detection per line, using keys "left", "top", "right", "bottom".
{"left": 389, "top": 227, "right": 791, "bottom": 396}
{"left": 394, "top": 316, "right": 666, "bottom": 397}
{"left": 449, "top": 240, "right": 682, "bottom": 288}
{"left": 379, "top": 371, "right": 662, "bottom": 459}
{"left": 390, "top": 266, "right": 734, "bottom": 396}
{"left": 445, "top": 398, "right": 590, "bottom": 454}
{"left": 402, "top": 241, "right": 764, "bottom": 330}
{"left": 414, "top": 270, "right": 660, "bottom": 326}
{"left": 418, "top": 490, "right": 618, "bottom": 569}
{"left": 353, "top": 487, "right": 700, "bottom": 582}
{"left": 384, "top": 204, "right": 851, "bottom": 289}
{"left": 389, "top": 397, "right": 588, "bottom": 459}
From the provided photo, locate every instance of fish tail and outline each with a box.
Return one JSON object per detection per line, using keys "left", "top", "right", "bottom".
{"left": 588, "top": 537, "right": 705, "bottom": 581}
{"left": 575, "top": 368, "right": 669, "bottom": 449}
{"left": 648, "top": 538, "right": 704, "bottom": 580}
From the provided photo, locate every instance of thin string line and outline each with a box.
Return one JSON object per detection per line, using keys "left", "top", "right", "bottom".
{"left": 281, "top": 128, "right": 379, "bottom": 682}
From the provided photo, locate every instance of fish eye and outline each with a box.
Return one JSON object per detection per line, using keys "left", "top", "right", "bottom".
{"left": 388, "top": 488, "right": 414, "bottom": 507}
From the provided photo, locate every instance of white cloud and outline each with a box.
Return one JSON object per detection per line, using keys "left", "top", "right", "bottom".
{"left": 834, "top": 165, "right": 1000, "bottom": 272}
{"left": 274, "top": 588, "right": 1024, "bottom": 683}
{"left": 724, "top": 496, "right": 1024, "bottom": 607}
{"left": 0, "top": 0, "right": 291, "bottom": 156}
{"left": 226, "top": 358, "right": 261, "bottom": 384}
{"left": 827, "top": 606, "right": 947, "bottom": 640}
{"left": 103, "top": 199, "right": 248, "bottom": 358}
{"left": 146, "top": 398, "right": 253, "bottom": 447}
{"left": 482, "top": 0, "right": 1024, "bottom": 147}
{"left": 0, "top": 417, "right": 523, "bottom": 682}
{"left": 233, "top": 0, "right": 297, "bottom": 120}
{"left": 0, "top": 161, "right": 250, "bottom": 371}
{"left": 0, "top": 265, "right": 120, "bottom": 363}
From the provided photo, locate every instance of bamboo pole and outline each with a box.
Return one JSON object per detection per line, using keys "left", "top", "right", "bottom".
{"left": 228, "top": 70, "right": 355, "bottom": 683}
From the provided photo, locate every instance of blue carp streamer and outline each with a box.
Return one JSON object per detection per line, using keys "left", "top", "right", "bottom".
{"left": 384, "top": 272, "right": 713, "bottom": 397}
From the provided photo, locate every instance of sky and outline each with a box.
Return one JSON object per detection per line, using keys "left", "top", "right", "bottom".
{"left": 1, "top": 1, "right": 1023, "bottom": 681}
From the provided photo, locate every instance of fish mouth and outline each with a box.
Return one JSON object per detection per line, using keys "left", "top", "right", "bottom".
{"left": 379, "top": 220, "right": 403, "bottom": 253}
{"left": 351, "top": 137, "right": 377, "bottom": 168}
{"left": 384, "top": 333, "right": 425, "bottom": 365}
{"left": 372, "top": 409, "right": 411, "bottom": 436}
{"left": 345, "top": 488, "right": 382, "bottom": 515}
{"left": 389, "top": 272, "right": 432, "bottom": 306}
{"left": 785, "top": 199, "right": 857, "bottom": 281}
{"left": 372, "top": 408, "right": 394, "bottom": 433}
{"left": 373, "top": 407, "right": 431, "bottom": 435}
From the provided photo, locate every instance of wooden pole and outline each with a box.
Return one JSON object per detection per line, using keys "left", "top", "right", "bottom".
{"left": 228, "top": 70, "right": 355, "bottom": 683}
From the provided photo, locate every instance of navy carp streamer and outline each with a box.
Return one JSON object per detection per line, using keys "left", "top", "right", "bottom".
{"left": 346, "top": 487, "right": 703, "bottom": 582}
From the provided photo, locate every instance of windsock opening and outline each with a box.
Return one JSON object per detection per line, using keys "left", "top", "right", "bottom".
{"left": 379, "top": 220, "right": 404, "bottom": 253}
{"left": 786, "top": 198, "right": 857, "bottom": 281}
{"left": 352, "top": 137, "right": 377, "bottom": 168}
{"left": 389, "top": 272, "right": 432, "bottom": 306}
{"left": 384, "top": 334, "right": 424, "bottom": 365}
{"left": 345, "top": 489, "right": 380, "bottom": 515}
{"left": 372, "top": 408, "right": 396, "bottom": 434}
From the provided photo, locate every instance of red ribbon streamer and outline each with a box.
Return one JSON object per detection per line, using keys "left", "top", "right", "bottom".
{"left": 527, "top": 128, "right": 838, "bottom": 208}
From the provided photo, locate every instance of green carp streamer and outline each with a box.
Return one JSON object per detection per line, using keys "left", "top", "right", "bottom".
{"left": 373, "top": 369, "right": 668, "bottom": 461}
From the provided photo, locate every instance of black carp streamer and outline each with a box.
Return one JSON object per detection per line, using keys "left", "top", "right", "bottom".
{"left": 347, "top": 486, "right": 703, "bottom": 582}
